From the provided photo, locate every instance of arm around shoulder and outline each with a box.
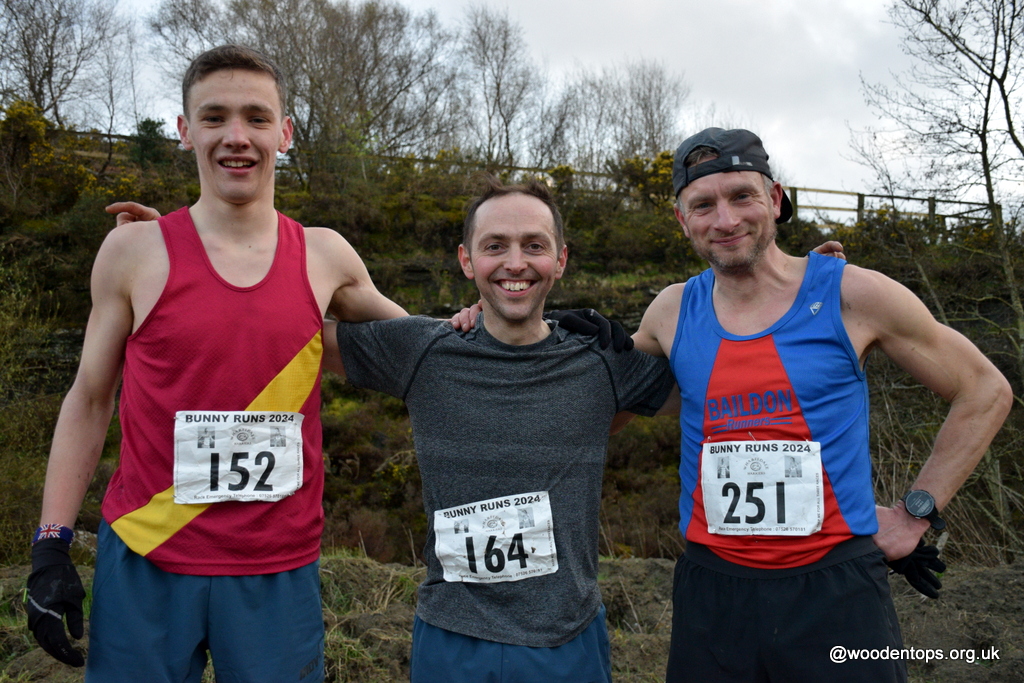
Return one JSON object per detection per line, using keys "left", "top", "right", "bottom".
{"left": 306, "top": 228, "right": 407, "bottom": 323}
{"left": 632, "top": 283, "right": 685, "bottom": 358}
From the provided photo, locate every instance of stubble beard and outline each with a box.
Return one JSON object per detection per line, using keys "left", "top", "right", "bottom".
{"left": 700, "top": 222, "right": 777, "bottom": 276}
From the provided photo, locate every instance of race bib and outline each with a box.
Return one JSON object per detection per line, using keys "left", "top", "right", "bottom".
{"left": 701, "top": 440, "right": 824, "bottom": 536}
{"left": 433, "top": 491, "right": 558, "bottom": 583}
{"left": 173, "top": 411, "right": 304, "bottom": 504}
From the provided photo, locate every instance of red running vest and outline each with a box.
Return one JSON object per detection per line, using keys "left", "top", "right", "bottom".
{"left": 103, "top": 207, "right": 324, "bottom": 575}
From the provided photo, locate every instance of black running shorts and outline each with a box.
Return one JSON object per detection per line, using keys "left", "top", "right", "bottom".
{"left": 666, "top": 537, "right": 906, "bottom": 683}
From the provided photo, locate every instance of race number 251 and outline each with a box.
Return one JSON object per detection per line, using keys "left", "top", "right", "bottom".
{"left": 701, "top": 440, "right": 824, "bottom": 536}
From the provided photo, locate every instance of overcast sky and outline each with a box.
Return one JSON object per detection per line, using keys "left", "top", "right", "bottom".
{"left": 397, "top": 0, "right": 913, "bottom": 200}
{"left": 127, "top": 0, "right": 915, "bottom": 216}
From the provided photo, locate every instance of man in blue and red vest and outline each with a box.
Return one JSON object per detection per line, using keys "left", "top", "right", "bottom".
{"left": 632, "top": 128, "right": 1011, "bottom": 682}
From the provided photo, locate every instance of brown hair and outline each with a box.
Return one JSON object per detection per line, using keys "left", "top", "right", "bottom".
{"left": 683, "top": 145, "right": 720, "bottom": 168}
{"left": 462, "top": 175, "right": 565, "bottom": 251}
{"left": 181, "top": 44, "right": 286, "bottom": 117}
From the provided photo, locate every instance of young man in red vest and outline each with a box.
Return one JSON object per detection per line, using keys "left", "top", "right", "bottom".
{"left": 26, "top": 45, "right": 405, "bottom": 682}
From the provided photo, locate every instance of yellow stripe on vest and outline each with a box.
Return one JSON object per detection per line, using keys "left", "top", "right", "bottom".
{"left": 246, "top": 329, "right": 323, "bottom": 413}
{"left": 110, "top": 330, "right": 323, "bottom": 557}
{"left": 108, "top": 487, "right": 203, "bottom": 556}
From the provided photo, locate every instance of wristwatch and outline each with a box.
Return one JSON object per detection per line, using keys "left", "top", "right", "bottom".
{"left": 901, "top": 490, "right": 946, "bottom": 530}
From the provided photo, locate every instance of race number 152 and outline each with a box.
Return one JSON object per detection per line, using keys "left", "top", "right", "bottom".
{"left": 208, "top": 451, "right": 276, "bottom": 492}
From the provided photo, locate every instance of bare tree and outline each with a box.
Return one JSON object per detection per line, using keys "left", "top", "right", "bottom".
{"left": 79, "top": 12, "right": 143, "bottom": 175}
{"left": 531, "top": 60, "right": 689, "bottom": 174}
{"left": 0, "top": 0, "right": 123, "bottom": 127}
{"left": 859, "top": 0, "right": 1023, "bottom": 203}
{"left": 459, "top": 5, "right": 537, "bottom": 167}
{"left": 148, "top": 0, "right": 461, "bottom": 185}
{"left": 234, "top": 0, "right": 460, "bottom": 156}
{"left": 856, "top": 0, "right": 1024, "bottom": 558}
{"left": 858, "top": 0, "right": 1024, "bottom": 386}
{"left": 147, "top": 0, "right": 228, "bottom": 81}
{"left": 615, "top": 61, "right": 689, "bottom": 161}
{"left": 531, "top": 66, "right": 617, "bottom": 173}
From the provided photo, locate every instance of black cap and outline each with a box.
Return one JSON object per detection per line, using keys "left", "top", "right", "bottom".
{"left": 672, "top": 128, "right": 792, "bottom": 224}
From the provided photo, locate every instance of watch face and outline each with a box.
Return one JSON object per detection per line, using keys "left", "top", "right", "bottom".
{"left": 904, "top": 490, "right": 935, "bottom": 517}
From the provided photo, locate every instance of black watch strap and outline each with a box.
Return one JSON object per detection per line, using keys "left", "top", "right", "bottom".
{"left": 901, "top": 490, "right": 947, "bottom": 530}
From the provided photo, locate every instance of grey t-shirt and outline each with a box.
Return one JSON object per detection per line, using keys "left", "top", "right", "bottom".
{"left": 337, "top": 315, "right": 675, "bottom": 647}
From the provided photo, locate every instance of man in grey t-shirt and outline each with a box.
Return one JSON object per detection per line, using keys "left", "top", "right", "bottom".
{"left": 326, "top": 176, "right": 676, "bottom": 683}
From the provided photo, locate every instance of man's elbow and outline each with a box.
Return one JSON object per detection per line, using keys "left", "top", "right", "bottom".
{"left": 967, "top": 365, "right": 1015, "bottom": 428}
{"left": 58, "top": 381, "right": 117, "bottom": 427}
{"left": 322, "top": 354, "right": 346, "bottom": 378}
{"left": 655, "top": 385, "right": 681, "bottom": 416}
{"left": 992, "top": 372, "right": 1015, "bottom": 423}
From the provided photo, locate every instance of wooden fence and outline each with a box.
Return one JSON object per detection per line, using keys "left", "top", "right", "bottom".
{"left": 784, "top": 186, "right": 995, "bottom": 226}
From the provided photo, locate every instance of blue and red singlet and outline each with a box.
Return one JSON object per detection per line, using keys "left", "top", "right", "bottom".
{"left": 102, "top": 207, "right": 324, "bottom": 575}
{"left": 670, "top": 253, "right": 878, "bottom": 568}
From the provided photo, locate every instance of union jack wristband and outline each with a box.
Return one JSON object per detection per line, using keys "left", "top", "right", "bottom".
{"left": 32, "top": 524, "right": 74, "bottom": 546}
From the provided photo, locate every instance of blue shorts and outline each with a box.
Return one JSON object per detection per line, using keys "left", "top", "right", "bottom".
{"left": 86, "top": 521, "right": 324, "bottom": 683}
{"left": 410, "top": 605, "right": 611, "bottom": 683}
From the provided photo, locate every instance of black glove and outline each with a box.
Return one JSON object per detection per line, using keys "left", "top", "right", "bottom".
{"left": 887, "top": 540, "right": 945, "bottom": 599}
{"left": 26, "top": 538, "right": 86, "bottom": 666}
{"left": 547, "top": 309, "right": 634, "bottom": 352}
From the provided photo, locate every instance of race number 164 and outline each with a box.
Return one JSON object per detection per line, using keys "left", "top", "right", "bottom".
{"left": 465, "top": 533, "right": 529, "bottom": 574}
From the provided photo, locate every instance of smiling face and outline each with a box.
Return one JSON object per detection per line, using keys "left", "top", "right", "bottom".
{"left": 458, "top": 193, "right": 568, "bottom": 343}
{"left": 675, "top": 169, "right": 783, "bottom": 275}
{"left": 177, "top": 69, "right": 293, "bottom": 208}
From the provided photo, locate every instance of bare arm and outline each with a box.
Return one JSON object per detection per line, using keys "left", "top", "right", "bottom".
{"left": 632, "top": 283, "right": 684, "bottom": 358}
{"left": 304, "top": 227, "right": 406, "bottom": 323}
{"left": 40, "top": 231, "right": 137, "bottom": 527}
{"left": 842, "top": 266, "right": 1013, "bottom": 559}
{"left": 322, "top": 321, "right": 344, "bottom": 377}
{"left": 305, "top": 228, "right": 406, "bottom": 378}
{"left": 328, "top": 261, "right": 406, "bottom": 323}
